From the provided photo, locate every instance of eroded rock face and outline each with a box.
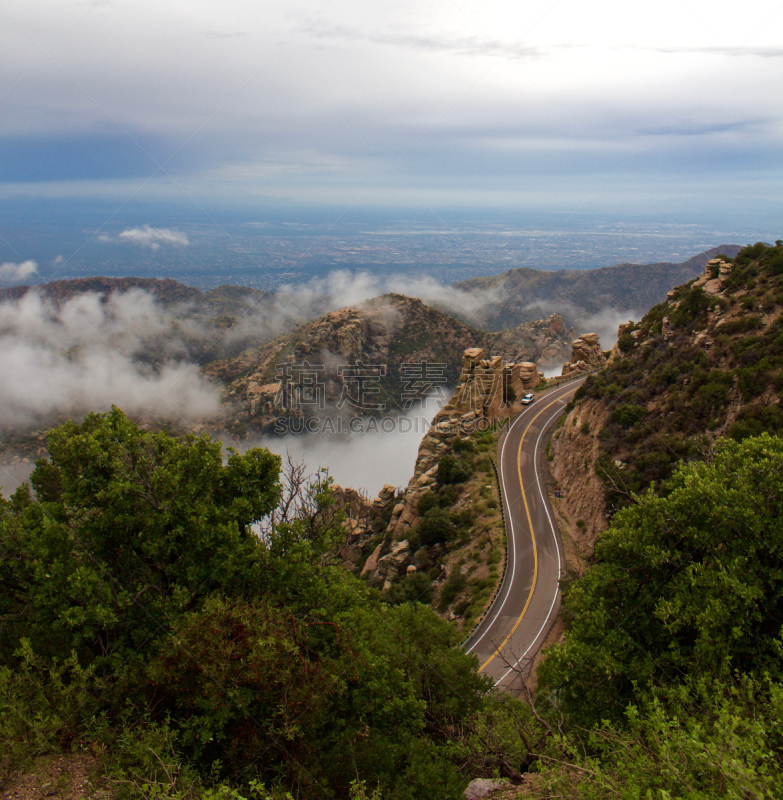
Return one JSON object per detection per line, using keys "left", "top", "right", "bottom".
{"left": 549, "top": 396, "right": 611, "bottom": 571}
{"left": 561, "top": 333, "right": 605, "bottom": 376}
{"left": 336, "top": 482, "right": 398, "bottom": 573}
{"left": 378, "top": 540, "right": 411, "bottom": 591}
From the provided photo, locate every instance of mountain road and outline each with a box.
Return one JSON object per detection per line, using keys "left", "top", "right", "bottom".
{"left": 463, "top": 378, "right": 585, "bottom": 691}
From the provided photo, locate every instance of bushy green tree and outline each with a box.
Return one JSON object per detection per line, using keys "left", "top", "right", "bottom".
{"left": 533, "top": 676, "right": 783, "bottom": 800}
{"left": 539, "top": 434, "right": 783, "bottom": 728}
{"left": 437, "top": 454, "right": 473, "bottom": 485}
{"left": 418, "top": 507, "right": 455, "bottom": 546}
{"left": 0, "top": 408, "right": 497, "bottom": 799}
{"left": 0, "top": 407, "right": 281, "bottom": 665}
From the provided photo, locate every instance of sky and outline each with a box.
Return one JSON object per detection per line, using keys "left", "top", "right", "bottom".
{"left": 2, "top": 0, "right": 782, "bottom": 220}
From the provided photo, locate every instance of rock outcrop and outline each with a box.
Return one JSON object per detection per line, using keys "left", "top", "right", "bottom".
{"left": 692, "top": 257, "right": 735, "bottom": 296}
{"left": 549, "top": 397, "right": 611, "bottom": 570}
{"left": 364, "top": 345, "right": 548, "bottom": 588}
{"left": 206, "top": 297, "right": 573, "bottom": 435}
{"left": 488, "top": 313, "right": 574, "bottom": 371}
{"left": 336, "top": 482, "right": 398, "bottom": 573}
{"left": 561, "top": 333, "right": 605, "bottom": 376}
{"left": 463, "top": 778, "right": 510, "bottom": 799}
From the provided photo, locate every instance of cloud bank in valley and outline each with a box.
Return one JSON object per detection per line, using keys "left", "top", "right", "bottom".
{"left": 243, "top": 406, "right": 445, "bottom": 498}
{"left": 0, "top": 266, "right": 630, "bottom": 435}
{"left": 274, "top": 269, "right": 503, "bottom": 324}
{"left": 0, "top": 290, "right": 221, "bottom": 429}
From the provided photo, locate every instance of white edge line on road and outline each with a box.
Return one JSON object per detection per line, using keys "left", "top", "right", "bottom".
{"left": 493, "top": 395, "right": 570, "bottom": 687}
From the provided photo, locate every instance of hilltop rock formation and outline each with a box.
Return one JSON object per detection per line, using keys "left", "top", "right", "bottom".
{"left": 561, "top": 333, "right": 606, "bottom": 376}
{"left": 207, "top": 296, "right": 573, "bottom": 435}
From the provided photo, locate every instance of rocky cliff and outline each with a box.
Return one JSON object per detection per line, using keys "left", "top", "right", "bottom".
{"left": 560, "top": 333, "right": 606, "bottom": 376}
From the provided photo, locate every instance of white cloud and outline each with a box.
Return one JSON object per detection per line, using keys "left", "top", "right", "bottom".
{"left": 0, "top": 260, "right": 37, "bottom": 283}
{"left": 2, "top": 0, "right": 781, "bottom": 214}
{"left": 273, "top": 269, "right": 502, "bottom": 325}
{"left": 118, "top": 225, "right": 189, "bottom": 249}
{"left": 241, "top": 404, "right": 448, "bottom": 498}
{"left": 0, "top": 290, "right": 221, "bottom": 428}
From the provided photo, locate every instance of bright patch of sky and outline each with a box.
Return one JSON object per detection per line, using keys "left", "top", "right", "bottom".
{"left": 2, "top": 0, "right": 782, "bottom": 217}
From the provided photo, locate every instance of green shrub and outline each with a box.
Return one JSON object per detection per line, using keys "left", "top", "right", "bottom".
{"left": 437, "top": 454, "right": 474, "bottom": 485}
{"left": 382, "top": 572, "right": 434, "bottom": 606}
{"left": 611, "top": 403, "right": 646, "bottom": 427}
{"left": 671, "top": 286, "right": 709, "bottom": 329}
{"left": 452, "top": 437, "right": 474, "bottom": 454}
{"left": 417, "top": 490, "right": 440, "bottom": 516}
{"left": 721, "top": 315, "right": 762, "bottom": 335}
{"left": 617, "top": 332, "right": 635, "bottom": 353}
{"left": 437, "top": 570, "right": 467, "bottom": 610}
{"left": 418, "top": 508, "right": 455, "bottom": 546}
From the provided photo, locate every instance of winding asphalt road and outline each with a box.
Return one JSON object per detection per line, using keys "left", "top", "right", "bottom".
{"left": 463, "top": 378, "right": 585, "bottom": 691}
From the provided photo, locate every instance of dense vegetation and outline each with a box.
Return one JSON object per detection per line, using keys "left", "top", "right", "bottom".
{"left": 0, "top": 409, "right": 518, "bottom": 799}
{"left": 393, "top": 428, "right": 506, "bottom": 626}
{"left": 529, "top": 433, "right": 783, "bottom": 797}
{"left": 575, "top": 240, "right": 783, "bottom": 511}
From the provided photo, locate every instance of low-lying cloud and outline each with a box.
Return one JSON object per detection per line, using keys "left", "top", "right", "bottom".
{"left": 117, "top": 225, "right": 190, "bottom": 249}
{"left": 274, "top": 269, "right": 502, "bottom": 324}
{"left": 0, "top": 290, "right": 221, "bottom": 429}
{"left": 521, "top": 299, "right": 638, "bottom": 350}
{"left": 239, "top": 406, "right": 445, "bottom": 498}
{"left": 0, "top": 260, "right": 37, "bottom": 283}
{"left": 0, "top": 266, "right": 635, "bottom": 435}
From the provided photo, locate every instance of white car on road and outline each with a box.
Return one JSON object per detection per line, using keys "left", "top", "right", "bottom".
{"left": 521, "top": 392, "right": 535, "bottom": 405}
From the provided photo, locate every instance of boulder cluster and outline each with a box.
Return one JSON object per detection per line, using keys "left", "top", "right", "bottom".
{"left": 451, "top": 348, "right": 543, "bottom": 416}
{"left": 690, "top": 257, "right": 735, "bottom": 297}
{"left": 561, "top": 333, "right": 605, "bottom": 376}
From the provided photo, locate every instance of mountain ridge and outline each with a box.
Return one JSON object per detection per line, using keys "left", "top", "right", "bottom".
{"left": 454, "top": 244, "right": 743, "bottom": 330}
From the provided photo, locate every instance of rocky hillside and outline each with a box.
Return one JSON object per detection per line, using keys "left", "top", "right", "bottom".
{"left": 550, "top": 240, "right": 783, "bottom": 561}
{"left": 355, "top": 336, "right": 606, "bottom": 627}
{"left": 205, "top": 295, "right": 574, "bottom": 435}
{"left": 454, "top": 245, "right": 742, "bottom": 330}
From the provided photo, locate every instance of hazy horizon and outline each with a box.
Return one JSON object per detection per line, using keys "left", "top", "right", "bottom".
{"left": 2, "top": 0, "right": 781, "bottom": 258}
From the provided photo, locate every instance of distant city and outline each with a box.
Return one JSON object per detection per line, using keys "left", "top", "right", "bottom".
{"left": 0, "top": 216, "right": 775, "bottom": 292}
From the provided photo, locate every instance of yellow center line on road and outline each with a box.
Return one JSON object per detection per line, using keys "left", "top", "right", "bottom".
{"left": 478, "top": 385, "right": 579, "bottom": 674}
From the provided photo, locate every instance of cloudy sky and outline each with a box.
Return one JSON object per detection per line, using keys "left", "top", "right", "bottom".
{"left": 2, "top": 0, "right": 782, "bottom": 217}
